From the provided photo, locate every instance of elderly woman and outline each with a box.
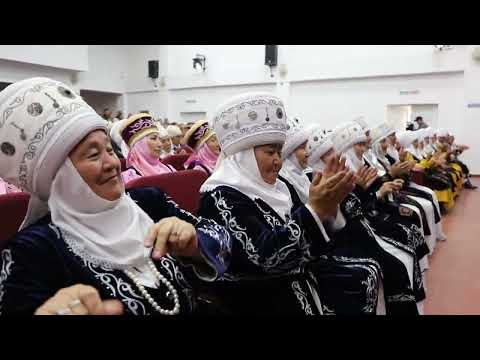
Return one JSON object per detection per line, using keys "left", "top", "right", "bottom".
{"left": 157, "top": 124, "right": 175, "bottom": 159}
{"left": 277, "top": 118, "right": 385, "bottom": 315}
{"left": 398, "top": 130, "right": 457, "bottom": 211}
{"left": 371, "top": 124, "right": 446, "bottom": 249}
{"left": 0, "top": 78, "right": 231, "bottom": 315}
{"left": 120, "top": 114, "right": 176, "bottom": 185}
{"left": 166, "top": 125, "right": 183, "bottom": 153}
{"left": 306, "top": 126, "right": 421, "bottom": 314}
{"left": 361, "top": 122, "right": 443, "bottom": 255}
{"left": 197, "top": 92, "right": 357, "bottom": 315}
{"left": 328, "top": 121, "right": 426, "bottom": 312}
{"left": 183, "top": 119, "right": 220, "bottom": 175}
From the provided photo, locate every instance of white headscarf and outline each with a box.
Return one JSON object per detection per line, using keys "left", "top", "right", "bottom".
{"left": 278, "top": 117, "right": 310, "bottom": 204}
{"left": 0, "top": 78, "right": 155, "bottom": 272}
{"left": 109, "top": 119, "right": 130, "bottom": 158}
{"left": 373, "top": 138, "right": 391, "bottom": 170}
{"left": 279, "top": 155, "right": 310, "bottom": 204}
{"left": 344, "top": 147, "right": 365, "bottom": 173}
{"left": 200, "top": 148, "right": 293, "bottom": 221}
{"left": 49, "top": 159, "right": 153, "bottom": 269}
{"left": 363, "top": 149, "right": 387, "bottom": 177}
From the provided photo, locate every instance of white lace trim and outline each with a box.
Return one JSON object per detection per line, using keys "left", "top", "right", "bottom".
{"left": 0, "top": 249, "right": 14, "bottom": 315}
{"left": 291, "top": 280, "right": 314, "bottom": 315}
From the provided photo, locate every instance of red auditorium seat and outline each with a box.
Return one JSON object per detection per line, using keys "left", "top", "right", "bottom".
{"left": 162, "top": 154, "right": 190, "bottom": 171}
{"left": 125, "top": 170, "right": 209, "bottom": 215}
{"left": 120, "top": 158, "right": 127, "bottom": 172}
{"left": 410, "top": 170, "right": 426, "bottom": 186}
{"left": 0, "top": 192, "right": 30, "bottom": 250}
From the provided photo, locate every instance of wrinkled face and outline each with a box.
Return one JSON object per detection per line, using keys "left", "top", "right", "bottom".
{"left": 254, "top": 143, "right": 283, "bottom": 185}
{"left": 171, "top": 135, "right": 183, "bottom": 145}
{"left": 146, "top": 133, "right": 164, "bottom": 158}
{"left": 320, "top": 148, "right": 336, "bottom": 165}
{"left": 206, "top": 135, "right": 221, "bottom": 155}
{"left": 387, "top": 133, "right": 397, "bottom": 146}
{"left": 380, "top": 138, "right": 389, "bottom": 152}
{"left": 412, "top": 139, "right": 419, "bottom": 148}
{"left": 353, "top": 142, "right": 368, "bottom": 159}
{"left": 69, "top": 130, "right": 123, "bottom": 201}
{"left": 294, "top": 141, "right": 309, "bottom": 170}
{"left": 365, "top": 130, "right": 372, "bottom": 148}
{"left": 160, "top": 137, "right": 172, "bottom": 153}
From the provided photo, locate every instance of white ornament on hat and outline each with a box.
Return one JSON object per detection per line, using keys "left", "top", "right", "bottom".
{"left": 210, "top": 92, "right": 288, "bottom": 156}
{"left": 307, "top": 126, "right": 334, "bottom": 167}
{"left": 0, "top": 77, "right": 105, "bottom": 200}
{"left": 371, "top": 122, "right": 394, "bottom": 144}
{"left": 282, "top": 117, "right": 309, "bottom": 160}
{"left": 352, "top": 116, "right": 369, "bottom": 132}
{"left": 330, "top": 121, "right": 368, "bottom": 154}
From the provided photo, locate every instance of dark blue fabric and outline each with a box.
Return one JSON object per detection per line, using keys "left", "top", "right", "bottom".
{"left": 0, "top": 187, "right": 231, "bottom": 315}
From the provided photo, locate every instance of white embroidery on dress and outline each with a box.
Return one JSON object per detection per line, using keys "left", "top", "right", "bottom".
{"left": 291, "top": 281, "right": 314, "bottom": 315}
{"left": 387, "top": 294, "right": 416, "bottom": 302}
{"left": 397, "top": 223, "right": 425, "bottom": 250}
{"left": 166, "top": 199, "right": 199, "bottom": 224}
{"left": 0, "top": 249, "right": 14, "bottom": 315}
{"left": 322, "top": 304, "right": 336, "bottom": 315}
{"left": 84, "top": 260, "right": 148, "bottom": 315}
{"left": 211, "top": 190, "right": 304, "bottom": 273}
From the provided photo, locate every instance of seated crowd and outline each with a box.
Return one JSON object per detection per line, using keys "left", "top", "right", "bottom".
{"left": 0, "top": 77, "right": 474, "bottom": 315}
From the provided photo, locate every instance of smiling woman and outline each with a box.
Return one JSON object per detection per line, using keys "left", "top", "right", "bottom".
{"left": 70, "top": 130, "right": 123, "bottom": 201}
{"left": 120, "top": 114, "right": 176, "bottom": 185}
{"left": 0, "top": 77, "right": 231, "bottom": 316}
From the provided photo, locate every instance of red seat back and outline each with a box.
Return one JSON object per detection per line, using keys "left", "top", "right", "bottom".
{"left": 0, "top": 192, "right": 30, "bottom": 250}
{"left": 120, "top": 158, "right": 127, "bottom": 172}
{"left": 410, "top": 170, "right": 426, "bottom": 186}
{"left": 125, "top": 170, "right": 209, "bottom": 215}
{"left": 162, "top": 154, "right": 190, "bottom": 171}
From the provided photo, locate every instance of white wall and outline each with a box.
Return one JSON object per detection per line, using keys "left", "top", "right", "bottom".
{"left": 124, "top": 45, "right": 169, "bottom": 118}
{"left": 79, "top": 90, "right": 123, "bottom": 115}
{"left": 288, "top": 72, "right": 464, "bottom": 130}
{"left": 76, "top": 45, "right": 128, "bottom": 94}
{"left": 0, "top": 45, "right": 88, "bottom": 71}
{"left": 0, "top": 58, "right": 73, "bottom": 86}
{"left": 168, "top": 83, "right": 276, "bottom": 122}
{"left": 0, "top": 45, "right": 129, "bottom": 96}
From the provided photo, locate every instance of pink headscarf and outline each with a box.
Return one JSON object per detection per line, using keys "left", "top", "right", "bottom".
{"left": 184, "top": 142, "right": 219, "bottom": 173}
{"left": 125, "top": 137, "right": 175, "bottom": 177}
{"left": 0, "top": 177, "right": 21, "bottom": 195}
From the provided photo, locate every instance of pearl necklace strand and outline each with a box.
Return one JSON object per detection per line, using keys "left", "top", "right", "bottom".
{"left": 124, "top": 259, "right": 181, "bottom": 315}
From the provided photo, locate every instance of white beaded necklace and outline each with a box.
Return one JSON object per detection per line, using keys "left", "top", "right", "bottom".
{"left": 124, "top": 259, "right": 181, "bottom": 315}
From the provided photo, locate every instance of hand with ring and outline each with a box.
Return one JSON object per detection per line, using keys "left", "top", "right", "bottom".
{"left": 144, "top": 217, "right": 200, "bottom": 260}
{"left": 34, "top": 284, "right": 124, "bottom": 315}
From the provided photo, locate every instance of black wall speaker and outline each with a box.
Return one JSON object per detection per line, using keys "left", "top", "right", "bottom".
{"left": 265, "top": 45, "right": 278, "bottom": 67}
{"left": 148, "top": 60, "right": 159, "bottom": 79}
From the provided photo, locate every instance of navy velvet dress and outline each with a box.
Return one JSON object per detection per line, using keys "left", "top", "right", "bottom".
{"left": 198, "top": 185, "right": 332, "bottom": 315}
{"left": 0, "top": 187, "right": 231, "bottom": 316}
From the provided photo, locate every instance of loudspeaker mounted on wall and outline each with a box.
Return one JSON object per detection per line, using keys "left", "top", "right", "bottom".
{"left": 265, "top": 45, "right": 278, "bottom": 67}
{"left": 148, "top": 60, "right": 159, "bottom": 79}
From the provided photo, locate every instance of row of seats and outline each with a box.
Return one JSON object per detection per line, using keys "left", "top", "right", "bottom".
{"left": 0, "top": 167, "right": 429, "bottom": 251}
{"left": 0, "top": 169, "right": 209, "bottom": 250}
{"left": 120, "top": 154, "right": 191, "bottom": 172}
